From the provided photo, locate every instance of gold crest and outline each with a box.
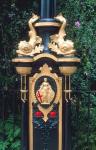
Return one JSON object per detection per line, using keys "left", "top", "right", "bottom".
{"left": 29, "top": 64, "right": 62, "bottom": 122}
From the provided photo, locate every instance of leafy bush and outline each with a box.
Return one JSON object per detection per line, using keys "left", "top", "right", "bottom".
{"left": 0, "top": 115, "right": 21, "bottom": 150}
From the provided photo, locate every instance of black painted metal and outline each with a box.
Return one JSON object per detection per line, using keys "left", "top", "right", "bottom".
{"left": 39, "top": 0, "right": 56, "bottom": 18}
{"left": 21, "top": 103, "right": 28, "bottom": 150}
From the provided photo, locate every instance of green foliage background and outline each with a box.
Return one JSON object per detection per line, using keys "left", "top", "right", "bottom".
{"left": 0, "top": 0, "right": 96, "bottom": 149}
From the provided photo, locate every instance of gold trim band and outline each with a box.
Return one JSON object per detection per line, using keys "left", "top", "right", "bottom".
{"left": 12, "top": 54, "right": 80, "bottom": 63}
{"left": 64, "top": 90, "right": 72, "bottom": 92}
{"left": 35, "top": 22, "right": 61, "bottom": 27}
{"left": 33, "top": 53, "right": 80, "bottom": 63}
{"left": 12, "top": 58, "right": 33, "bottom": 63}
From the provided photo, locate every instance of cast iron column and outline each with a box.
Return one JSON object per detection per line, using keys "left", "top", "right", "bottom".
{"left": 38, "top": 0, "right": 57, "bottom": 53}
{"left": 39, "top": 0, "right": 56, "bottom": 18}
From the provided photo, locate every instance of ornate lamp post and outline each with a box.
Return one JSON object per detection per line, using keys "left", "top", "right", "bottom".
{"left": 12, "top": 0, "right": 80, "bottom": 150}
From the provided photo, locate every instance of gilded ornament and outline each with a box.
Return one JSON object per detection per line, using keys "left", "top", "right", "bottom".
{"left": 29, "top": 64, "right": 62, "bottom": 122}
{"left": 48, "top": 13, "right": 76, "bottom": 56}
{"left": 16, "top": 13, "right": 44, "bottom": 56}
{"left": 36, "top": 78, "right": 55, "bottom": 104}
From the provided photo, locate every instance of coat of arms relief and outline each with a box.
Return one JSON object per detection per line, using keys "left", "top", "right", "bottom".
{"left": 36, "top": 78, "right": 55, "bottom": 104}
{"left": 29, "top": 64, "right": 62, "bottom": 122}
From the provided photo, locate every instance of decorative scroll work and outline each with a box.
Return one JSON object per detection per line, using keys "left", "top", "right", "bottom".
{"left": 48, "top": 13, "right": 76, "bottom": 56}
{"left": 16, "top": 13, "right": 44, "bottom": 56}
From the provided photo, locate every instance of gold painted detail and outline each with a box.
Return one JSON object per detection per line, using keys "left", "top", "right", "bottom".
{"left": 16, "top": 13, "right": 44, "bottom": 56}
{"left": 64, "top": 75, "right": 72, "bottom": 102}
{"left": 34, "top": 22, "right": 61, "bottom": 27}
{"left": 48, "top": 13, "right": 76, "bottom": 56}
{"left": 33, "top": 53, "right": 80, "bottom": 62}
{"left": 12, "top": 57, "right": 33, "bottom": 63}
{"left": 36, "top": 78, "right": 55, "bottom": 104}
{"left": 20, "top": 75, "right": 28, "bottom": 103}
{"left": 29, "top": 64, "right": 62, "bottom": 122}
{"left": 59, "top": 66, "right": 77, "bottom": 75}
{"left": 38, "top": 105, "right": 53, "bottom": 122}
{"left": 16, "top": 67, "right": 32, "bottom": 75}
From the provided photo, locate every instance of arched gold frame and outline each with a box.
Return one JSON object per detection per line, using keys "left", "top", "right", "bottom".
{"left": 29, "top": 63, "right": 62, "bottom": 150}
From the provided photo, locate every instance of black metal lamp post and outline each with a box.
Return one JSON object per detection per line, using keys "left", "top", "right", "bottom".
{"left": 12, "top": 0, "right": 80, "bottom": 150}
{"left": 39, "top": 0, "right": 56, "bottom": 18}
